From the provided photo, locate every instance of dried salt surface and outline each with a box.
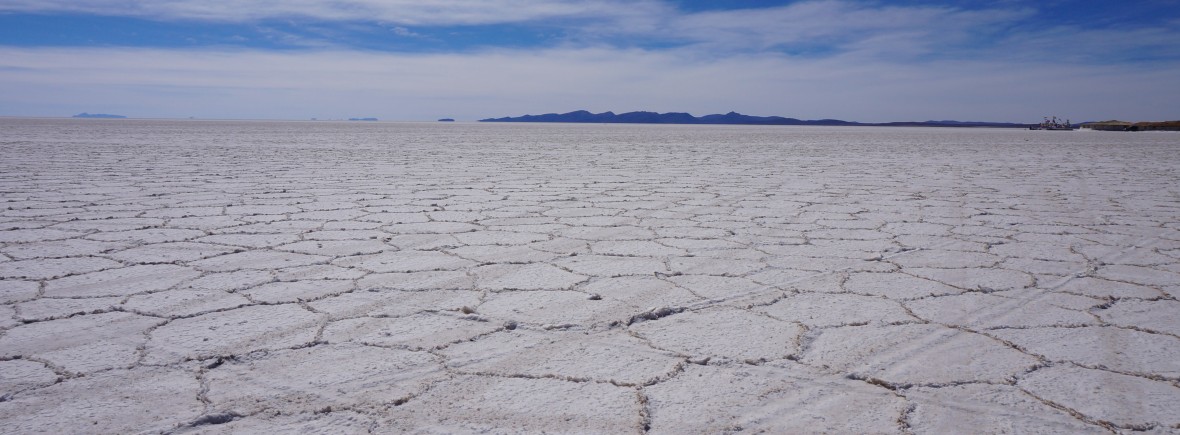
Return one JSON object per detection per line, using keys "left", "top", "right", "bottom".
{"left": 904, "top": 292, "right": 1098, "bottom": 329}
{"left": 555, "top": 254, "right": 669, "bottom": 277}
{"left": 204, "top": 343, "right": 444, "bottom": 415}
{"left": 275, "top": 239, "right": 390, "bottom": 256}
{"left": 3, "top": 121, "right": 1179, "bottom": 432}
{"left": 0, "top": 312, "right": 162, "bottom": 372}
{"left": 1018, "top": 365, "right": 1180, "bottom": 430}
{"left": 441, "top": 329, "right": 683, "bottom": 385}
{"left": 0, "top": 359, "right": 59, "bottom": 395}
{"left": 630, "top": 307, "right": 803, "bottom": 362}
{"left": 1095, "top": 299, "right": 1180, "bottom": 335}
{"left": 757, "top": 292, "right": 915, "bottom": 327}
{"left": 238, "top": 279, "right": 355, "bottom": 303}
{"left": 181, "top": 270, "right": 272, "bottom": 291}
{"left": 323, "top": 312, "right": 502, "bottom": 350}
{"left": 0, "top": 257, "right": 122, "bottom": 280}
{"left": 645, "top": 362, "right": 907, "bottom": 434}
{"left": 380, "top": 374, "right": 642, "bottom": 433}
{"left": 890, "top": 249, "right": 1003, "bottom": 268}
{"left": 453, "top": 230, "right": 549, "bottom": 245}
{"left": 14, "top": 296, "right": 122, "bottom": 321}
{"left": 801, "top": 324, "right": 1039, "bottom": 386}
{"left": 176, "top": 411, "right": 378, "bottom": 434}
{"left": 1053, "top": 276, "right": 1164, "bottom": 299}
{"left": 0, "top": 366, "right": 203, "bottom": 434}
{"left": 357, "top": 270, "right": 473, "bottom": 290}
{"left": 195, "top": 233, "right": 301, "bottom": 248}
{"left": 591, "top": 240, "right": 687, "bottom": 256}
{"left": 0, "top": 304, "right": 16, "bottom": 329}
{"left": 843, "top": 271, "right": 964, "bottom": 299}
{"left": 446, "top": 244, "right": 560, "bottom": 264}
{"left": 332, "top": 250, "right": 474, "bottom": 273}
{"left": 474, "top": 263, "right": 587, "bottom": 290}
{"left": 559, "top": 225, "right": 656, "bottom": 241}
{"left": 904, "top": 384, "right": 1108, "bottom": 434}
{"left": 667, "top": 274, "right": 783, "bottom": 307}
{"left": 43, "top": 264, "right": 200, "bottom": 298}
{"left": 0, "top": 228, "right": 83, "bottom": 243}
{"left": 106, "top": 241, "right": 238, "bottom": 264}
{"left": 989, "top": 326, "right": 1180, "bottom": 377}
{"left": 36, "top": 340, "right": 144, "bottom": 375}
{"left": 190, "top": 250, "right": 329, "bottom": 271}
{"left": 580, "top": 276, "right": 703, "bottom": 309}
{"left": 478, "top": 290, "right": 634, "bottom": 326}
{"left": 0, "top": 280, "right": 40, "bottom": 303}
{"left": 87, "top": 228, "right": 206, "bottom": 243}
{"left": 992, "top": 288, "right": 1107, "bottom": 312}
{"left": 669, "top": 256, "right": 766, "bottom": 275}
{"left": 144, "top": 304, "right": 322, "bottom": 364}
{"left": 1095, "top": 264, "right": 1180, "bottom": 287}
{"left": 904, "top": 267, "right": 1035, "bottom": 292}
{"left": 309, "top": 289, "right": 482, "bottom": 319}
{"left": 276, "top": 264, "right": 366, "bottom": 280}
{"left": 1, "top": 238, "right": 128, "bottom": 260}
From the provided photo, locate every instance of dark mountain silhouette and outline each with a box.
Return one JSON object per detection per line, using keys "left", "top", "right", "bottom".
{"left": 480, "top": 110, "right": 1028, "bottom": 128}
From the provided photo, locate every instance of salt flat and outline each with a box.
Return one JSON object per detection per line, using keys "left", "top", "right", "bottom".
{"left": 1, "top": 118, "right": 1179, "bottom": 433}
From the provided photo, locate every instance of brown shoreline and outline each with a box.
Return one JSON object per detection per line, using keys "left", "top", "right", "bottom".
{"left": 1080, "top": 120, "right": 1180, "bottom": 131}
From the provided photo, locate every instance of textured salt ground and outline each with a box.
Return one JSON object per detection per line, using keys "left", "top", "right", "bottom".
{"left": 2, "top": 120, "right": 1180, "bottom": 433}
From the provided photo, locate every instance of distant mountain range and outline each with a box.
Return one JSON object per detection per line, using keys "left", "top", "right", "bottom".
{"left": 480, "top": 110, "right": 1029, "bottom": 128}
{"left": 73, "top": 112, "right": 127, "bottom": 119}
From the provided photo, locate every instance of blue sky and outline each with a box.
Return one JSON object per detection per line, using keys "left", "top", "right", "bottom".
{"left": 1, "top": 0, "right": 1178, "bottom": 122}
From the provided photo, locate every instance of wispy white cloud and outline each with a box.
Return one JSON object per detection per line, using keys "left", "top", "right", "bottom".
{"left": 993, "top": 24, "right": 1180, "bottom": 63}
{"left": 641, "top": 1, "right": 1033, "bottom": 54}
{"left": 2, "top": 45, "right": 1176, "bottom": 122}
{"left": 391, "top": 27, "right": 419, "bottom": 37}
{"left": 5, "top": 0, "right": 1175, "bottom": 64}
{"left": 0, "top": 0, "right": 667, "bottom": 25}
{"left": 0, "top": 0, "right": 1026, "bottom": 56}
{"left": 2, "top": 1, "right": 1177, "bottom": 121}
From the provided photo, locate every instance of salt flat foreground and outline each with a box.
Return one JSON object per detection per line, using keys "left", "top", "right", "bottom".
{"left": 1, "top": 119, "right": 1179, "bottom": 434}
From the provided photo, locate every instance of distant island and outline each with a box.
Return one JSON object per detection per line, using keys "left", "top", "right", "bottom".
{"left": 438, "top": 118, "right": 455, "bottom": 122}
{"left": 348, "top": 117, "right": 378, "bottom": 121}
{"left": 1080, "top": 120, "right": 1180, "bottom": 132}
{"left": 480, "top": 110, "right": 1029, "bottom": 128}
{"left": 73, "top": 112, "right": 126, "bottom": 119}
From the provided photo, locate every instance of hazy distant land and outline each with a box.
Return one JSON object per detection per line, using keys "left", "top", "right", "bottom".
{"left": 72, "top": 112, "right": 127, "bottom": 119}
{"left": 481, "top": 110, "right": 1031, "bottom": 128}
